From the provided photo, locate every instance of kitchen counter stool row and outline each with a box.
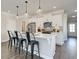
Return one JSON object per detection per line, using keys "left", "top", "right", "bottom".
{"left": 7, "top": 30, "right": 40, "bottom": 59}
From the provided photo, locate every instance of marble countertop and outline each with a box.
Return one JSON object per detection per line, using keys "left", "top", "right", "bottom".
{"left": 34, "top": 32, "right": 57, "bottom": 39}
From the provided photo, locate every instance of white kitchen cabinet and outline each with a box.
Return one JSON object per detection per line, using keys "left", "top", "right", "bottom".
{"left": 56, "top": 32, "right": 64, "bottom": 45}
{"left": 54, "top": 13, "right": 67, "bottom": 45}
{"left": 52, "top": 14, "right": 63, "bottom": 26}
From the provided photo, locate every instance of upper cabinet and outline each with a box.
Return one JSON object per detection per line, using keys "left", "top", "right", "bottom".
{"left": 52, "top": 14, "right": 63, "bottom": 26}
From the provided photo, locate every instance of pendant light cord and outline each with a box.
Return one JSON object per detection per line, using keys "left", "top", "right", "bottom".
{"left": 16, "top": 6, "right": 19, "bottom": 16}
{"left": 25, "top": 1, "right": 28, "bottom": 13}
{"left": 39, "top": 0, "right": 41, "bottom": 9}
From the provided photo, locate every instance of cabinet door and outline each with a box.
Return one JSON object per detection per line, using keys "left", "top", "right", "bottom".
{"left": 56, "top": 32, "right": 64, "bottom": 45}
{"left": 52, "top": 14, "right": 63, "bottom": 26}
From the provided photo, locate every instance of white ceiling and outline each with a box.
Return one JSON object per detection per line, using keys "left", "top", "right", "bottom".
{"left": 1, "top": 0, "right": 77, "bottom": 18}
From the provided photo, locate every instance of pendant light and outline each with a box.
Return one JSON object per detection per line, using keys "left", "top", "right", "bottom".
{"left": 16, "top": 5, "right": 19, "bottom": 19}
{"left": 37, "top": 0, "right": 42, "bottom": 13}
{"left": 25, "top": 1, "right": 28, "bottom": 16}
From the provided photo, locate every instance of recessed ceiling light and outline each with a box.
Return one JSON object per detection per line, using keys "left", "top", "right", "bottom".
{"left": 53, "top": 6, "right": 56, "bottom": 9}
{"left": 74, "top": 10, "right": 77, "bottom": 12}
{"left": 8, "top": 10, "right": 10, "bottom": 13}
{"left": 72, "top": 16, "right": 76, "bottom": 17}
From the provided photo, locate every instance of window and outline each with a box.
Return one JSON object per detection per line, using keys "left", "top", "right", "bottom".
{"left": 69, "top": 24, "right": 75, "bottom": 32}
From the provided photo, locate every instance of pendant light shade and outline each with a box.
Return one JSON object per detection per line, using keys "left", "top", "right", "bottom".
{"left": 37, "top": 8, "right": 42, "bottom": 13}
{"left": 37, "top": 0, "right": 42, "bottom": 13}
{"left": 25, "top": 13, "right": 28, "bottom": 16}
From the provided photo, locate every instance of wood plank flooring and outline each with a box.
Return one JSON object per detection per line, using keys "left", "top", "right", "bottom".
{"left": 54, "top": 37, "right": 77, "bottom": 59}
{"left": 1, "top": 37, "right": 77, "bottom": 59}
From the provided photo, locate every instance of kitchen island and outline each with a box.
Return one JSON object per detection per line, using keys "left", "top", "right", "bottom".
{"left": 26, "top": 33, "right": 57, "bottom": 59}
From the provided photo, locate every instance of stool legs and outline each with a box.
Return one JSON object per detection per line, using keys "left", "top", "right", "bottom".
{"left": 31, "top": 43, "right": 34, "bottom": 59}
{"left": 31, "top": 43, "right": 40, "bottom": 59}
{"left": 22, "top": 42, "right": 23, "bottom": 51}
{"left": 10, "top": 40, "right": 12, "bottom": 49}
{"left": 15, "top": 39, "right": 18, "bottom": 52}
{"left": 14, "top": 39, "right": 15, "bottom": 47}
{"left": 19, "top": 42, "right": 21, "bottom": 54}
{"left": 37, "top": 43, "right": 40, "bottom": 59}
{"left": 19, "top": 40, "right": 22, "bottom": 54}
{"left": 25, "top": 44, "right": 28, "bottom": 59}
{"left": 8, "top": 39, "right": 16, "bottom": 49}
{"left": 8, "top": 39, "right": 10, "bottom": 48}
{"left": 25, "top": 43, "right": 40, "bottom": 59}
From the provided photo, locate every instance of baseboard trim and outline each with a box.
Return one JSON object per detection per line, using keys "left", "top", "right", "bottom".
{"left": 68, "top": 36, "right": 77, "bottom": 38}
{"left": 56, "top": 42, "right": 64, "bottom": 46}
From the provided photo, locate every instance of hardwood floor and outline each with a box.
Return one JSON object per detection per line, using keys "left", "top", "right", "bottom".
{"left": 1, "top": 38, "right": 77, "bottom": 59}
{"left": 54, "top": 38, "right": 77, "bottom": 59}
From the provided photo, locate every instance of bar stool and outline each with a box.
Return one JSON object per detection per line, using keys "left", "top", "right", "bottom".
{"left": 25, "top": 32, "right": 40, "bottom": 59}
{"left": 14, "top": 31, "right": 27, "bottom": 54}
{"left": 7, "top": 30, "right": 17, "bottom": 49}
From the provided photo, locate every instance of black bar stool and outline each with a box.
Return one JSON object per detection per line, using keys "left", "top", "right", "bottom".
{"left": 25, "top": 32, "right": 40, "bottom": 59}
{"left": 14, "top": 31, "right": 27, "bottom": 54}
{"left": 7, "top": 30, "right": 17, "bottom": 49}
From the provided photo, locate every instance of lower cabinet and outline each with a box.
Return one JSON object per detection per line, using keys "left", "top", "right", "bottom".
{"left": 56, "top": 32, "right": 64, "bottom": 45}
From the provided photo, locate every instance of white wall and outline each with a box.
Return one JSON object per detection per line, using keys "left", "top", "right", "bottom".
{"left": 67, "top": 18, "right": 77, "bottom": 37}
{"left": 1, "top": 12, "right": 17, "bottom": 42}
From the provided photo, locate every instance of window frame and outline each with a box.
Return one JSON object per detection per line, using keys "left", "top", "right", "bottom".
{"left": 69, "top": 24, "right": 75, "bottom": 32}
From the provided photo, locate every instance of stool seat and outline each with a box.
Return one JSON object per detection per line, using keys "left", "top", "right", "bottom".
{"left": 20, "top": 38, "right": 26, "bottom": 41}
{"left": 11, "top": 37, "right": 16, "bottom": 39}
{"left": 28, "top": 40, "right": 39, "bottom": 45}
